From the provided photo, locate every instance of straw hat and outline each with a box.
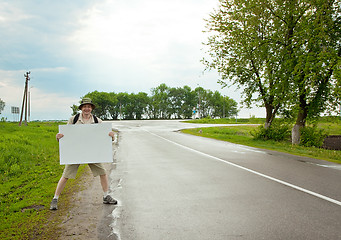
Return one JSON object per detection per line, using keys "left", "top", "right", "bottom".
{"left": 79, "top": 97, "right": 96, "bottom": 110}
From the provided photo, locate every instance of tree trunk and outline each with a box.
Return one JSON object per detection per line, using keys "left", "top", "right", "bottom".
{"left": 292, "top": 86, "right": 309, "bottom": 144}
{"left": 292, "top": 107, "right": 307, "bottom": 145}
{"left": 264, "top": 103, "right": 280, "bottom": 129}
{"left": 291, "top": 124, "right": 301, "bottom": 145}
{"left": 264, "top": 103, "right": 273, "bottom": 129}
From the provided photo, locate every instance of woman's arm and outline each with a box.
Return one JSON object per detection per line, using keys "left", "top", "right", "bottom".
{"left": 108, "top": 131, "right": 115, "bottom": 141}
{"left": 56, "top": 133, "right": 64, "bottom": 142}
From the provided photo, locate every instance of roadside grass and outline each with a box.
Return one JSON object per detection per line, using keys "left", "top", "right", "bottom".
{"left": 0, "top": 122, "right": 87, "bottom": 239}
{"left": 185, "top": 117, "right": 266, "bottom": 124}
{"left": 182, "top": 117, "right": 341, "bottom": 164}
{"left": 316, "top": 117, "right": 341, "bottom": 135}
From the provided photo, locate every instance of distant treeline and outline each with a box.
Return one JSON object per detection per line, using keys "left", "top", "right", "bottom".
{"left": 72, "top": 83, "right": 238, "bottom": 120}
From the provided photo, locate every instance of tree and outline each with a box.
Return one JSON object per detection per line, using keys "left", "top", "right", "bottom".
{"left": 134, "top": 92, "right": 149, "bottom": 120}
{"left": 169, "top": 87, "right": 190, "bottom": 119}
{"left": 70, "top": 104, "right": 78, "bottom": 116}
{"left": 181, "top": 86, "right": 197, "bottom": 119}
{"left": 194, "top": 87, "right": 204, "bottom": 118}
{"left": 122, "top": 92, "right": 149, "bottom": 120}
{"left": 150, "top": 83, "right": 170, "bottom": 119}
{"left": 210, "top": 92, "right": 238, "bottom": 118}
{"left": 0, "top": 98, "right": 5, "bottom": 115}
{"left": 194, "top": 87, "right": 214, "bottom": 118}
{"left": 83, "top": 91, "right": 114, "bottom": 120}
{"left": 223, "top": 96, "right": 238, "bottom": 118}
{"left": 115, "top": 92, "right": 129, "bottom": 120}
{"left": 204, "top": 0, "right": 341, "bottom": 144}
{"left": 124, "top": 93, "right": 135, "bottom": 120}
{"left": 107, "top": 92, "right": 119, "bottom": 120}
{"left": 204, "top": 0, "right": 289, "bottom": 127}
{"left": 284, "top": 0, "right": 341, "bottom": 144}
{"left": 168, "top": 87, "right": 181, "bottom": 119}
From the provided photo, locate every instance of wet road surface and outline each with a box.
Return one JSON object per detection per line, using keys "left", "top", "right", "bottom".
{"left": 101, "top": 120, "right": 341, "bottom": 240}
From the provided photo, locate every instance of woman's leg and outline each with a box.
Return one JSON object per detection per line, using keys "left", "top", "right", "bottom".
{"left": 100, "top": 174, "right": 109, "bottom": 192}
{"left": 54, "top": 177, "right": 69, "bottom": 197}
{"left": 50, "top": 176, "right": 68, "bottom": 210}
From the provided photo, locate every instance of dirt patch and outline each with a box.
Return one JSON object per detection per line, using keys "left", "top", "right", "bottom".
{"left": 57, "top": 167, "right": 102, "bottom": 239}
{"left": 53, "top": 163, "right": 119, "bottom": 240}
{"left": 21, "top": 204, "right": 45, "bottom": 212}
{"left": 41, "top": 164, "right": 117, "bottom": 240}
{"left": 323, "top": 135, "right": 341, "bottom": 150}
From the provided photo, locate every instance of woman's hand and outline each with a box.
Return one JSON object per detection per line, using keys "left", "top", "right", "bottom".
{"left": 108, "top": 131, "right": 115, "bottom": 141}
{"left": 56, "top": 133, "right": 64, "bottom": 142}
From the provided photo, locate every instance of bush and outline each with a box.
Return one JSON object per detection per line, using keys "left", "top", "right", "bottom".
{"left": 251, "top": 122, "right": 291, "bottom": 141}
{"left": 300, "top": 125, "right": 328, "bottom": 147}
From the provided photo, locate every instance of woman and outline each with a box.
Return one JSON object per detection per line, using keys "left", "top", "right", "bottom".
{"left": 50, "top": 98, "right": 117, "bottom": 210}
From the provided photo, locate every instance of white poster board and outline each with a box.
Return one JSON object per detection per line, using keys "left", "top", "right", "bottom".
{"left": 59, "top": 123, "right": 113, "bottom": 165}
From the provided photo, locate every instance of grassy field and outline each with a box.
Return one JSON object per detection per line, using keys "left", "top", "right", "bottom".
{"left": 0, "top": 121, "right": 87, "bottom": 239}
{"left": 182, "top": 117, "right": 341, "bottom": 164}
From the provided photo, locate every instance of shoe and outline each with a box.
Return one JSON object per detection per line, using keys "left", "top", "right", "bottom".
{"left": 50, "top": 198, "right": 58, "bottom": 210}
{"left": 103, "top": 195, "right": 118, "bottom": 205}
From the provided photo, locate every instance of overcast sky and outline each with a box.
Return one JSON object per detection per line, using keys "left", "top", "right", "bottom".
{"left": 0, "top": 0, "right": 264, "bottom": 121}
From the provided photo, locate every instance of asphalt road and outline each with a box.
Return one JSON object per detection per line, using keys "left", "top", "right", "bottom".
{"left": 100, "top": 120, "right": 341, "bottom": 240}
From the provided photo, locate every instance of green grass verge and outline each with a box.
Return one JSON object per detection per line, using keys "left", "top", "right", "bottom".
{"left": 184, "top": 117, "right": 266, "bottom": 124}
{"left": 181, "top": 124, "right": 341, "bottom": 164}
{"left": 0, "top": 122, "right": 88, "bottom": 239}
{"left": 184, "top": 116, "right": 341, "bottom": 134}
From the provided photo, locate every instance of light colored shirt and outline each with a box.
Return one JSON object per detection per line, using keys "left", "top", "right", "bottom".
{"left": 67, "top": 114, "right": 103, "bottom": 125}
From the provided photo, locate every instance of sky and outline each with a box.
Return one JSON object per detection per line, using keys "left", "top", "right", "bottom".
{"left": 0, "top": 0, "right": 264, "bottom": 121}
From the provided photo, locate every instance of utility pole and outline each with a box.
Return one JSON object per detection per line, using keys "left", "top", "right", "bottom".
{"left": 19, "top": 71, "right": 30, "bottom": 126}
{"left": 28, "top": 86, "right": 33, "bottom": 122}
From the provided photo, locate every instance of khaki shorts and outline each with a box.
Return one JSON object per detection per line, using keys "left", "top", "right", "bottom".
{"left": 62, "top": 163, "right": 106, "bottom": 179}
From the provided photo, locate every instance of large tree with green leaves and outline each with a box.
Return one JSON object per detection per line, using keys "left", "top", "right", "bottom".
{"left": 204, "top": 0, "right": 289, "bottom": 127}
{"left": 282, "top": 0, "right": 341, "bottom": 144}
{"left": 204, "top": 0, "right": 341, "bottom": 144}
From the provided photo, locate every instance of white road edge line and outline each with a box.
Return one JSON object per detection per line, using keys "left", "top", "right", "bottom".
{"left": 146, "top": 130, "right": 341, "bottom": 207}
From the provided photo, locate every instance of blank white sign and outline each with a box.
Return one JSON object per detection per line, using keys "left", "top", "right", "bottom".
{"left": 59, "top": 123, "right": 113, "bottom": 165}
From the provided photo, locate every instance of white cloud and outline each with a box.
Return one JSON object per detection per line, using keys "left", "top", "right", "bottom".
{"left": 69, "top": 0, "right": 214, "bottom": 62}
{"left": 0, "top": 0, "right": 265, "bottom": 120}
{"left": 0, "top": 2, "right": 34, "bottom": 24}
{"left": 63, "top": 0, "right": 221, "bottom": 93}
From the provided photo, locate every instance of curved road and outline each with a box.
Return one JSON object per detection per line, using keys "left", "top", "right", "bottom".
{"left": 99, "top": 120, "right": 341, "bottom": 240}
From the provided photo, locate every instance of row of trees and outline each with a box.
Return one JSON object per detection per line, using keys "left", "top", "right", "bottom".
{"left": 204, "top": 0, "right": 341, "bottom": 144}
{"left": 73, "top": 84, "right": 238, "bottom": 120}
